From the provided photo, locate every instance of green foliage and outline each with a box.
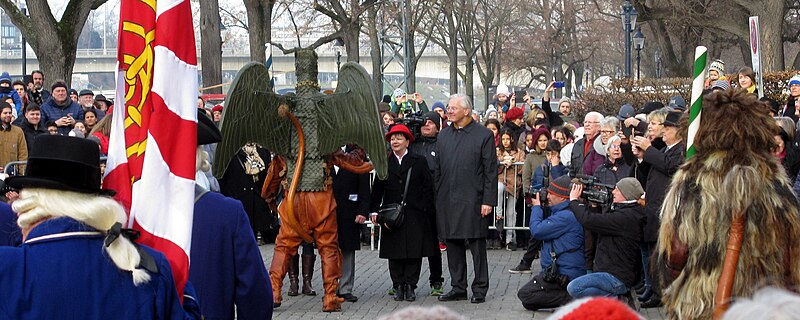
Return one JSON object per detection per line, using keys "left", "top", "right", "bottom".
{"left": 574, "top": 71, "right": 799, "bottom": 119}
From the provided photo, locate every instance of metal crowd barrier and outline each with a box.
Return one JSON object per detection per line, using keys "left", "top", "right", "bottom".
{"left": 490, "top": 162, "right": 530, "bottom": 231}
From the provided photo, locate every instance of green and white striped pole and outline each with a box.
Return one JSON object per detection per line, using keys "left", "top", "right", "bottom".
{"left": 686, "top": 46, "right": 707, "bottom": 159}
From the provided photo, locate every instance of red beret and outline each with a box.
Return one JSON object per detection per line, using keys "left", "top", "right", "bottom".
{"left": 212, "top": 105, "right": 223, "bottom": 112}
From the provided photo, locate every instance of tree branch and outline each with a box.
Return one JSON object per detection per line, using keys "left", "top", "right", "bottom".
{"left": 270, "top": 29, "right": 344, "bottom": 54}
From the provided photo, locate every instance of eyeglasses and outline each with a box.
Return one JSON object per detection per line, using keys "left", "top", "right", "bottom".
{"left": 583, "top": 121, "right": 600, "bottom": 125}
{"left": 599, "top": 130, "right": 615, "bottom": 135}
{"left": 608, "top": 144, "right": 621, "bottom": 150}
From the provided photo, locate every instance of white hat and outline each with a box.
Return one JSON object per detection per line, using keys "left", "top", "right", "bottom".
{"left": 709, "top": 59, "right": 725, "bottom": 75}
{"left": 496, "top": 84, "right": 510, "bottom": 97}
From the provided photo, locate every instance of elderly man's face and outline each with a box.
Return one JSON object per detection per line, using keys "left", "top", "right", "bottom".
{"left": 583, "top": 115, "right": 601, "bottom": 138}
{"left": 79, "top": 95, "right": 94, "bottom": 107}
{"left": 53, "top": 87, "right": 68, "bottom": 103}
{"left": 447, "top": 98, "right": 469, "bottom": 124}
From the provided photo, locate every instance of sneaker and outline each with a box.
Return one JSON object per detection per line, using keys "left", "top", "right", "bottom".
{"left": 388, "top": 287, "right": 396, "bottom": 296}
{"left": 430, "top": 282, "right": 444, "bottom": 296}
{"left": 508, "top": 264, "right": 532, "bottom": 274}
{"left": 439, "top": 243, "right": 447, "bottom": 252}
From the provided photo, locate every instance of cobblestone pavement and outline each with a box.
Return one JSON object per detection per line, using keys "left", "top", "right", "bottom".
{"left": 259, "top": 244, "right": 667, "bottom": 319}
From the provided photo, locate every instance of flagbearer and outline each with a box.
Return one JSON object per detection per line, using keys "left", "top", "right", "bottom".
{"left": 0, "top": 135, "right": 201, "bottom": 319}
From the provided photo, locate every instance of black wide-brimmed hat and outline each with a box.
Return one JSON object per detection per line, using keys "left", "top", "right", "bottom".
{"left": 197, "top": 109, "right": 221, "bottom": 145}
{"left": 6, "top": 135, "right": 115, "bottom": 196}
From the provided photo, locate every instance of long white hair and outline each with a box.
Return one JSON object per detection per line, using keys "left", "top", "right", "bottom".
{"left": 13, "top": 188, "right": 152, "bottom": 285}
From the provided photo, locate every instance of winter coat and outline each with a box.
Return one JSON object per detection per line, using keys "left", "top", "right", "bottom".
{"left": 569, "top": 135, "right": 597, "bottom": 176}
{"left": 531, "top": 160, "right": 567, "bottom": 190}
{"left": 0, "top": 217, "right": 198, "bottom": 319}
{"left": 539, "top": 97, "right": 566, "bottom": 128}
{"left": 497, "top": 147, "right": 526, "bottom": 195}
{"left": 581, "top": 149, "right": 605, "bottom": 177}
{"left": 14, "top": 118, "right": 47, "bottom": 152}
{"left": 530, "top": 200, "right": 585, "bottom": 281}
{"left": 40, "top": 98, "right": 84, "bottom": 136}
{"left": 0, "top": 202, "right": 20, "bottom": 247}
{"left": 641, "top": 141, "right": 685, "bottom": 243}
{"left": 219, "top": 147, "right": 276, "bottom": 236}
{"left": 410, "top": 136, "right": 438, "bottom": 173}
{"left": 371, "top": 152, "right": 437, "bottom": 259}
{"left": 0, "top": 124, "right": 27, "bottom": 169}
{"left": 570, "top": 201, "right": 645, "bottom": 288}
{"left": 434, "top": 119, "right": 497, "bottom": 239}
{"left": 523, "top": 151, "right": 547, "bottom": 190}
{"left": 190, "top": 190, "right": 273, "bottom": 320}
{"left": 594, "top": 157, "right": 633, "bottom": 187}
{"left": 0, "top": 88, "right": 22, "bottom": 116}
{"left": 333, "top": 164, "right": 371, "bottom": 252}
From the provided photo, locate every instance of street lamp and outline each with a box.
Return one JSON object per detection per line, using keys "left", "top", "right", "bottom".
{"left": 620, "top": 0, "right": 637, "bottom": 78}
{"left": 333, "top": 38, "right": 344, "bottom": 71}
{"left": 633, "top": 29, "right": 645, "bottom": 80}
{"left": 20, "top": 4, "right": 27, "bottom": 76}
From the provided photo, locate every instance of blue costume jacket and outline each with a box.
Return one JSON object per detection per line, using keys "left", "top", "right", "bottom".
{"left": 189, "top": 191, "right": 273, "bottom": 320}
{"left": 0, "top": 217, "right": 195, "bottom": 319}
{"left": 530, "top": 200, "right": 585, "bottom": 281}
{"left": 0, "top": 202, "right": 20, "bottom": 247}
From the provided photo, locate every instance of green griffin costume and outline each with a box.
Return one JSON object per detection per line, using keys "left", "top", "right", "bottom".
{"left": 214, "top": 49, "right": 387, "bottom": 312}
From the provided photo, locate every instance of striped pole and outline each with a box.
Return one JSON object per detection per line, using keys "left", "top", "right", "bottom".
{"left": 265, "top": 43, "right": 275, "bottom": 89}
{"left": 686, "top": 46, "right": 707, "bottom": 159}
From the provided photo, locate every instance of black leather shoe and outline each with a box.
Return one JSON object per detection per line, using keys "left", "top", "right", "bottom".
{"left": 470, "top": 296, "right": 486, "bottom": 303}
{"left": 640, "top": 296, "right": 662, "bottom": 308}
{"left": 637, "top": 287, "right": 653, "bottom": 302}
{"left": 438, "top": 291, "right": 468, "bottom": 301}
{"left": 337, "top": 293, "right": 359, "bottom": 302}
{"left": 404, "top": 284, "right": 416, "bottom": 302}
{"left": 393, "top": 286, "right": 406, "bottom": 302}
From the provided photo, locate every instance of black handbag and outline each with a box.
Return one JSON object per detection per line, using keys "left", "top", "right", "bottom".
{"left": 377, "top": 168, "right": 412, "bottom": 229}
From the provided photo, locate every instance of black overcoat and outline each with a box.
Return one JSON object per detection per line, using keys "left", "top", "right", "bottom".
{"left": 433, "top": 120, "right": 498, "bottom": 239}
{"left": 219, "top": 147, "right": 276, "bottom": 236}
{"left": 641, "top": 142, "right": 685, "bottom": 243}
{"left": 332, "top": 164, "right": 371, "bottom": 252}
{"left": 370, "top": 152, "right": 437, "bottom": 259}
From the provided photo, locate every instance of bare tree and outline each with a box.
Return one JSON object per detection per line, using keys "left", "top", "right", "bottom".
{"left": 0, "top": 0, "right": 107, "bottom": 84}
{"left": 200, "top": 0, "right": 223, "bottom": 93}
{"left": 419, "top": 0, "right": 460, "bottom": 94}
{"left": 242, "top": 0, "right": 277, "bottom": 63}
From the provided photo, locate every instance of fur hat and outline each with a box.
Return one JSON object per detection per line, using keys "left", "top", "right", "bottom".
{"left": 616, "top": 177, "right": 644, "bottom": 201}
{"left": 505, "top": 107, "right": 524, "bottom": 121}
{"left": 547, "top": 175, "right": 572, "bottom": 199}
{"left": 709, "top": 59, "right": 725, "bottom": 75}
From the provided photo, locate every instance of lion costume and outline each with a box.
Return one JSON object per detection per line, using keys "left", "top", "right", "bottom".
{"left": 656, "top": 90, "right": 800, "bottom": 319}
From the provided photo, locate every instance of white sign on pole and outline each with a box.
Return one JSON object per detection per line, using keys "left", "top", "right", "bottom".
{"left": 749, "top": 16, "right": 764, "bottom": 99}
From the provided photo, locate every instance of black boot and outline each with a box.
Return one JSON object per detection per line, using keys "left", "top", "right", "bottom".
{"left": 404, "top": 284, "right": 416, "bottom": 302}
{"left": 393, "top": 284, "right": 406, "bottom": 301}
{"left": 301, "top": 254, "right": 317, "bottom": 296}
{"left": 637, "top": 286, "right": 653, "bottom": 302}
{"left": 287, "top": 255, "right": 300, "bottom": 296}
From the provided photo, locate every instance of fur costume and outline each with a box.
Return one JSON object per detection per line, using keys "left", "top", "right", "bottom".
{"left": 656, "top": 90, "right": 800, "bottom": 319}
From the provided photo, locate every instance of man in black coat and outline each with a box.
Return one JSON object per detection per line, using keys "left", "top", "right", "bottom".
{"left": 434, "top": 94, "right": 497, "bottom": 304}
{"left": 409, "top": 111, "right": 445, "bottom": 296}
{"left": 566, "top": 177, "right": 646, "bottom": 298}
{"left": 630, "top": 110, "right": 685, "bottom": 308}
{"left": 13, "top": 104, "right": 47, "bottom": 152}
{"left": 331, "top": 145, "right": 371, "bottom": 303}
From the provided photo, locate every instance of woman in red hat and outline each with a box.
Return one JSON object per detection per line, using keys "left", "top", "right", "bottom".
{"left": 369, "top": 124, "right": 438, "bottom": 302}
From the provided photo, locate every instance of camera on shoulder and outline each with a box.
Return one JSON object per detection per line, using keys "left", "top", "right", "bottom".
{"left": 574, "top": 174, "right": 614, "bottom": 205}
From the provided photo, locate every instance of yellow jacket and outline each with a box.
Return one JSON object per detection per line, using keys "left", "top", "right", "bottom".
{"left": 0, "top": 124, "right": 27, "bottom": 172}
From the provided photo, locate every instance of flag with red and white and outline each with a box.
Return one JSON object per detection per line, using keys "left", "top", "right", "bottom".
{"left": 104, "top": 0, "right": 197, "bottom": 297}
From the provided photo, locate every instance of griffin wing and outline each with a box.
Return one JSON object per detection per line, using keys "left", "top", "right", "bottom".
{"left": 316, "top": 62, "right": 388, "bottom": 180}
{"left": 213, "top": 62, "right": 293, "bottom": 178}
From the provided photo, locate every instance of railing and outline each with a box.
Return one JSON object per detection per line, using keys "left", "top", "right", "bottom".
{"left": 490, "top": 162, "right": 530, "bottom": 231}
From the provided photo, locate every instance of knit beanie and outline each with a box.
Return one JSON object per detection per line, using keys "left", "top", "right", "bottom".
{"left": 422, "top": 111, "right": 442, "bottom": 130}
{"left": 711, "top": 80, "right": 730, "bottom": 91}
{"left": 709, "top": 59, "right": 725, "bottom": 75}
{"left": 431, "top": 101, "right": 445, "bottom": 112}
{"left": 392, "top": 88, "right": 406, "bottom": 99}
{"left": 0, "top": 72, "right": 11, "bottom": 85}
{"left": 789, "top": 74, "right": 800, "bottom": 87}
{"left": 616, "top": 177, "right": 644, "bottom": 201}
{"left": 51, "top": 81, "right": 68, "bottom": 92}
{"left": 547, "top": 175, "right": 572, "bottom": 199}
{"left": 546, "top": 297, "right": 643, "bottom": 320}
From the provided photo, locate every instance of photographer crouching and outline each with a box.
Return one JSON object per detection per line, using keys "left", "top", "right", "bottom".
{"left": 517, "top": 176, "right": 585, "bottom": 311}
{"left": 565, "top": 177, "right": 646, "bottom": 300}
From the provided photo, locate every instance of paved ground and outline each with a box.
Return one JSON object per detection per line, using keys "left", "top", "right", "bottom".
{"left": 259, "top": 244, "right": 668, "bottom": 319}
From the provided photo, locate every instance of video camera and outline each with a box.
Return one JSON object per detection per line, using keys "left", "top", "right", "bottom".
{"left": 395, "top": 111, "right": 425, "bottom": 141}
{"left": 574, "top": 174, "right": 614, "bottom": 205}
{"left": 525, "top": 165, "right": 550, "bottom": 208}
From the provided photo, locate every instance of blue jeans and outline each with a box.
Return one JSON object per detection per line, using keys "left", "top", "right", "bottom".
{"left": 566, "top": 272, "right": 628, "bottom": 298}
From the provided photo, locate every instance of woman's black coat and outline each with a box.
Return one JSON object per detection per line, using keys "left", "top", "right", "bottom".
{"left": 370, "top": 152, "right": 438, "bottom": 260}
